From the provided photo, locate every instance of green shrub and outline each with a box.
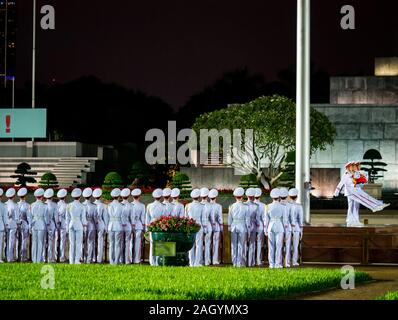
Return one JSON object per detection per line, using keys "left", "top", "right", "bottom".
{"left": 38, "top": 172, "right": 59, "bottom": 188}
{"left": 10, "top": 162, "right": 37, "bottom": 187}
{"left": 171, "top": 172, "right": 192, "bottom": 199}
{"left": 239, "top": 173, "right": 259, "bottom": 189}
{"left": 102, "top": 172, "right": 123, "bottom": 200}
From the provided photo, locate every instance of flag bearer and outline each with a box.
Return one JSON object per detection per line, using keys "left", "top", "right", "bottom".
{"left": 289, "top": 188, "right": 304, "bottom": 266}
{"left": 44, "top": 189, "right": 58, "bottom": 263}
{"left": 200, "top": 187, "right": 213, "bottom": 266}
{"left": 264, "top": 188, "right": 288, "bottom": 269}
{"left": 0, "top": 189, "right": 7, "bottom": 263}
{"left": 209, "top": 189, "right": 223, "bottom": 265}
{"left": 170, "top": 188, "right": 184, "bottom": 218}
{"left": 93, "top": 188, "right": 108, "bottom": 263}
{"left": 185, "top": 189, "right": 205, "bottom": 267}
{"left": 254, "top": 188, "right": 266, "bottom": 266}
{"left": 5, "top": 188, "right": 18, "bottom": 262}
{"left": 120, "top": 188, "right": 133, "bottom": 264}
{"left": 107, "top": 188, "right": 125, "bottom": 265}
{"left": 228, "top": 187, "right": 250, "bottom": 267}
{"left": 29, "top": 188, "right": 48, "bottom": 263}
{"left": 83, "top": 188, "right": 96, "bottom": 263}
{"left": 131, "top": 188, "right": 145, "bottom": 263}
{"left": 56, "top": 189, "right": 68, "bottom": 262}
{"left": 245, "top": 188, "right": 258, "bottom": 267}
{"left": 146, "top": 188, "right": 164, "bottom": 266}
{"left": 17, "top": 188, "right": 30, "bottom": 262}
{"left": 67, "top": 188, "right": 87, "bottom": 264}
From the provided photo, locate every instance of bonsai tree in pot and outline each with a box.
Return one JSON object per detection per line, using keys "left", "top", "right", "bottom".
{"left": 10, "top": 162, "right": 37, "bottom": 187}
{"left": 361, "top": 149, "right": 387, "bottom": 199}
{"left": 147, "top": 216, "right": 201, "bottom": 266}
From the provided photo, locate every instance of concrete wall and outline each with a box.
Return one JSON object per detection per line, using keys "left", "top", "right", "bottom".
{"left": 312, "top": 105, "right": 398, "bottom": 191}
{"left": 330, "top": 77, "right": 398, "bottom": 105}
{"left": 181, "top": 166, "right": 241, "bottom": 190}
{"left": 0, "top": 142, "right": 100, "bottom": 157}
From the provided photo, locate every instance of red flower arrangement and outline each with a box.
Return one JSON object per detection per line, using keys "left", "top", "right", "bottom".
{"left": 147, "top": 216, "right": 201, "bottom": 234}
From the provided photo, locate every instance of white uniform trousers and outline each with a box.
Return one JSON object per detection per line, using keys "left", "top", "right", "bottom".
{"left": 247, "top": 230, "right": 256, "bottom": 267}
{"left": 96, "top": 229, "right": 106, "bottom": 263}
{"left": 85, "top": 228, "right": 96, "bottom": 263}
{"left": 212, "top": 231, "right": 221, "bottom": 265}
{"left": 189, "top": 229, "right": 204, "bottom": 266}
{"left": 204, "top": 230, "right": 212, "bottom": 266}
{"left": 256, "top": 231, "right": 264, "bottom": 265}
{"left": 7, "top": 228, "right": 17, "bottom": 262}
{"left": 351, "top": 189, "right": 383, "bottom": 211}
{"left": 69, "top": 228, "right": 83, "bottom": 264}
{"left": 0, "top": 231, "right": 5, "bottom": 262}
{"left": 59, "top": 228, "right": 68, "bottom": 262}
{"left": 47, "top": 228, "right": 57, "bottom": 263}
{"left": 122, "top": 229, "right": 132, "bottom": 264}
{"left": 19, "top": 225, "right": 30, "bottom": 261}
{"left": 346, "top": 196, "right": 361, "bottom": 225}
{"left": 268, "top": 231, "right": 284, "bottom": 268}
{"left": 133, "top": 230, "right": 143, "bottom": 263}
{"left": 292, "top": 231, "right": 301, "bottom": 265}
{"left": 31, "top": 230, "right": 46, "bottom": 263}
{"left": 231, "top": 230, "right": 247, "bottom": 267}
{"left": 109, "top": 231, "right": 123, "bottom": 265}
{"left": 284, "top": 231, "right": 292, "bottom": 267}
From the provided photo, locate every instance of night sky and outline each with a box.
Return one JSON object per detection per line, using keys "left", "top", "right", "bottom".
{"left": 16, "top": 0, "right": 398, "bottom": 109}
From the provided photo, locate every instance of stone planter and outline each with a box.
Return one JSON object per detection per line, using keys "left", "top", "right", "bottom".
{"left": 362, "top": 183, "right": 383, "bottom": 199}
{"left": 151, "top": 232, "right": 196, "bottom": 266}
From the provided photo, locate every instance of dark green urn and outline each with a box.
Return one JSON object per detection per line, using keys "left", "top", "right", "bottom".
{"left": 151, "top": 232, "right": 196, "bottom": 266}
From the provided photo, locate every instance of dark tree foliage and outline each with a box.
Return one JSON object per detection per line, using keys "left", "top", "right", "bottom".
{"left": 10, "top": 162, "right": 37, "bottom": 187}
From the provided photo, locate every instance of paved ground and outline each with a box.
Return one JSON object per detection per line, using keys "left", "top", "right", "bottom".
{"left": 296, "top": 265, "right": 398, "bottom": 300}
{"left": 310, "top": 210, "right": 398, "bottom": 225}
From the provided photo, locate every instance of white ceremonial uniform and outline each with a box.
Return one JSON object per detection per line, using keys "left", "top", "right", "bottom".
{"left": 131, "top": 200, "right": 145, "bottom": 263}
{"left": 5, "top": 199, "right": 19, "bottom": 262}
{"left": 162, "top": 200, "right": 173, "bottom": 217}
{"left": 210, "top": 201, "right": 223, "bottom": 265}
{"left": 94, "top": 200, "right": 108, "bottom": 263}
{"left": 265, "top": 202, "right": 288, "bottom": 268}
{"left": 57, "top": 199, "right": 68, "bottom": 262}
{"left": 146, "top": 200, "right": 164, "bottom": 266}
{"left": 46, "top": 199, "right": 59, "bottom": 263}
{"left": 352, "top": 171, "right": 384, "bottom": 211}
{"left": 28, "top": 200, "right": 49, "bottom": 263}
{"left": 201, "top": 199, "right": 213, "bottom": 266}
{"left": 66, "top": 200, "right": 87, "bottom": 264}
{"left": 17, "top": 200, "right": 30, "bottom": 261}
{"left": 107, "top": 200, "right": 126, "bottom": 265}
{"left": 290, "top": 201, "right": 304, "bottom": 266}
{"left": 280, "top": 199, "right": 293, "bottom": 267}
{"left": 185, "top": 200, "right": 205, "bottom": 266}
{"left": 245, "top": 200, "right": 258, "bottom": 267}
{"left": 121, "top": 200, "right": 133, "bottom": 264}
{"left": 83, "top": 200, "right": 97, "bottom": 263}
{"left": 228, "top": 201, "right": 250, "bottom": 267}
{"left": 0, "top": 201, "right": 7, "bottom": 262}
{"left": 170, "top": 200, "right": 185, "bottom": 218}
{"left": 254, "top": 199, "right": 266, "bottom": 266}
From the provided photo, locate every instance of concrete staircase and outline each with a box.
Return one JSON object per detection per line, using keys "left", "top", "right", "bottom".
{"left": 0, "top": 157, "right": 98, "bottom": 187}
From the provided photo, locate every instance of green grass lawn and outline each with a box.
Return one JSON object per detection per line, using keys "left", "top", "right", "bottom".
{"left": 377, "top": 291, "right": 398, "bottom": 300}
{"left": 0, "top": 264, "right": 371, "bottom": 300}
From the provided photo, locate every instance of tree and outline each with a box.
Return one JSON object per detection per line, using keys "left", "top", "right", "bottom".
{"left": 102, "top": 172, "right": 124, "bottom": 200}
{"left": 361, "top": 149, "right": 388, "bottom": 183}
{"left": 171, "top": 172, "right": 192, "bottom": 199}
{"left": 192, "top": 95, "right": 336, "bottom": 188}
{"left": 10, "top": 162, "right": 37, "bottom": 187}
{"left": 39, "top": 172, "right": 59, "bottom": 188}
{"left": 277, "top": 151, "right": 296, "bottom": 188}
{"left": 128, "top": 161, "right": 150, "bottom": 186}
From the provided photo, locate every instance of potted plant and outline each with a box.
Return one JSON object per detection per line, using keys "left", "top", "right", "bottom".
{"left": 147, "top": 216, "right": 201, "bottom": 266}
{"left": 361, "top": 149, "right": 387, "bottom": 199}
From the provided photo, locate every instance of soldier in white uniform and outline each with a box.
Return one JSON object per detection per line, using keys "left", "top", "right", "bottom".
{"left": 245, "top": 188, "right": 258, "bottom": 267}
{"left": 0, "top": 189, "right": 6, "bottom": 263}
{"left": 264, "top": 188, "right": 288, "bottom": 268}
{"left": 44, "top": 189, "right": 58, "bottom": 263}
{"left": 108, "top": 188, "right": 125, "bottom": 265}
{"left": 146, "top": 188, "right": 164, "bottom": 266}
{"left": 56, "top": 189, "right": 68, "bottom": 262}
{"left": 200, "top": 187, "right": 213, "bottom": 266}
{"left": 185, "top": 189, "right": 205, "bottom": 267}
{"left": 66, "top": 188, "right": 87, "bottom": 264}
{"left": 83, "top": 188, "right": 97, "bottom": 263}
{"left": 289, "top": 188, "right": 304, "bottom": 266}
{"left": 28, "top": 189, "right": 48, "bottom": 263}
{"left": 17, "top": 188, "right": 30, "bottom": 262}
{"left": 228, "top": 187, "right": 250, "bottom": 267}
{"left": 209, "top": 189, "right": 223, "bottom": 265}
{"left": 5, "top": 188, "right": 18, "bottom": 262}
{"left": 131, "top": 188, "right": 145, "bottom": 263}
{"left": 170, "top": 188, "right": 184, "bottom": 218}
{"left": 254, "top": 188, "right": 266, "bottom": 266}
{"left": 93, "top": 188, "right": 108, "bottom": 263}
{"left": 279, "top": 187, "right": 293, "bottom": 268}
{"left": 162, "top": 188, "right": 173, "bottom": 216}
{"left": 120, "top": 188, "right": 133, "bottom": 264}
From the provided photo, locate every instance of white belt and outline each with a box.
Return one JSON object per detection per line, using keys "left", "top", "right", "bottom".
{"left": 270, "top": 218, "right": 282, "bottom": 222}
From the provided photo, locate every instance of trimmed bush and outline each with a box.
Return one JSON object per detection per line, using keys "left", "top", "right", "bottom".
{"left": 10, "top": 162, "right": 37, "bottom": 187}
{"left": 38, "top": 172, "right": 59, "bottom": 188}
{"left": 171, "top": 172, "right": 192, "bottom": 199}
{"left": 102, "top": 172, "right": 123, "bottom": 200}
